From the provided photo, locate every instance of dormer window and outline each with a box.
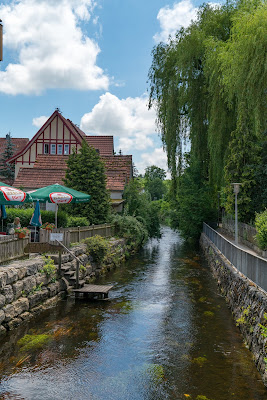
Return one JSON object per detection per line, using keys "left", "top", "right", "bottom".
{"left": 44, "top": 144, "right": 49, "bottom": 154}
{"left": 51, "top": 144, "right": 56, "bottom": 154}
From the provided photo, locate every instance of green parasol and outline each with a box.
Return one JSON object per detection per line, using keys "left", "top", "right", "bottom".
{"left": 29, "top": 183, "right": 91, "bottom": 227}
{"left": 0, "top": 182, "right": 33, "bottom": 205}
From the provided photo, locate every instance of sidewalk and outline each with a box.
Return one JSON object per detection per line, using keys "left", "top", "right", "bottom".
{"left": 217, "top": 228, "right": 266, "bottom": 259}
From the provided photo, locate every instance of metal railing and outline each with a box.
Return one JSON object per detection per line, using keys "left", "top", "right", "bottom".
{"left": 203, "top": 222, "right": 267, "bottom": 293}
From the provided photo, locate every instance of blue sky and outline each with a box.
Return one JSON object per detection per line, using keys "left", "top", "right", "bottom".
{"left": 0, "top": 0, "right": 221, "bottom": 174}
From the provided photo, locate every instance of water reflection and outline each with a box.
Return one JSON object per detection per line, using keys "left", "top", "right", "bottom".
{"left": 0, "top": 227, "right": 266, "bottom": 400}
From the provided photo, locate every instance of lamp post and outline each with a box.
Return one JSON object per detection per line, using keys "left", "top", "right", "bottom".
{"left": 232, "top": 183, "right": 241, "bottom": 244}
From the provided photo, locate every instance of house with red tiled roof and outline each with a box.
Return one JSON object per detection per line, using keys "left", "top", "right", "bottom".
{"left": 7, "top": 110, "right": 132, "bottom": 212}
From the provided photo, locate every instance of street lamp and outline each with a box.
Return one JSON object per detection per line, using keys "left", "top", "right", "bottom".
{"left": 232, "top": 183, "right": 241, "bottom": 244}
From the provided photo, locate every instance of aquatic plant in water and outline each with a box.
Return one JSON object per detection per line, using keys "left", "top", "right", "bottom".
{"left": 17, "top": 334, "right": 52, "bottom": 352}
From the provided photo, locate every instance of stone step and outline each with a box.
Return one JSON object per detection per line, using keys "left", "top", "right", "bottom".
{"left": 61, "top": 265, "right": 71, "bottom": 272}
{"left": 69, "top": 279, "right": 85, "bottom": 288}
{"left": 63, "top": 271, "right": 75, "bottom": 276}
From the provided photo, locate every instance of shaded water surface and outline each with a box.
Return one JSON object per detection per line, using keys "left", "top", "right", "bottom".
{"left": 0, "top": 227, "right": 266, "bottom": 400}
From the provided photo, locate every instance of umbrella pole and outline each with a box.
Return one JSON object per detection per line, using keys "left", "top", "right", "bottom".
{"left": 55, "top": 204, "right": 58, "bottom": 228}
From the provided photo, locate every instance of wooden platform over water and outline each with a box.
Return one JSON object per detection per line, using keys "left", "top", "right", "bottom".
{"left": 73, "top": 284, "right": 114, "bottom": 299}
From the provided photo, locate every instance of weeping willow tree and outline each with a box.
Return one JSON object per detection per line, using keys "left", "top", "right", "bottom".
{"left": 148, "top": 0, "right": 267, "bottom": 237}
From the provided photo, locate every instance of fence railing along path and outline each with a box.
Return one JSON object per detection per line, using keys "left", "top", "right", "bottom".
{"left": 0, "top": 223, "right": 115, "bottom": 264}
{"left": 203, "top": 222, "right": 267, "bottom": 293}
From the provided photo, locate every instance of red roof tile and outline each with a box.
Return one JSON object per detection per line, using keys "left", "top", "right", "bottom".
{"left": 0, "top": 137, "right": 29, "bottom": 157}
{"left": 84, "top": 136, "right": 114, "bottom": 156}
{"left": 14, "top": 154, "right": 132, "bottom": 192}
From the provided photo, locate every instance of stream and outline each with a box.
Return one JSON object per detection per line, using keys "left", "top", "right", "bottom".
{"left": 0, "top": 226, "right": 266, "bottom": 400}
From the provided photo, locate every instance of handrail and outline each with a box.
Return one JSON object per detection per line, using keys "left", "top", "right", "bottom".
{"left": 56, "top": 240, "right": 81, "bottom": 288}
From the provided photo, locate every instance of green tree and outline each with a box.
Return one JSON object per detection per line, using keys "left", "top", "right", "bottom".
{"left": 0, "top": 133, "right": 15, "bottom": 184}
{"left": 144, "top": 165, "right": 167, "bottom": 200}
{"left": 63, "top": 140, "right": 110, "bottom": 224}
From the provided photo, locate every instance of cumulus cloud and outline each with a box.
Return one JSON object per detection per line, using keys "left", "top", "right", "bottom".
{"left": 154, "top": 0, "right": 220, "bottom": 43}
{"left": 136, "top": 147, "right": 169, "bottom": 175}
{"left": 0, "top": 0, "right": 109, "bottom": 95}
{"left": 80, "top": 92, "right": 157, "bottom": 151}
{"left": 32, "top": 116, "right": 48, "bottom": 128}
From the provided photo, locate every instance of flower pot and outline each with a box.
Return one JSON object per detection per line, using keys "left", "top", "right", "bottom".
{"left": 18, "top": 232, "right": 26, "bottom": 239}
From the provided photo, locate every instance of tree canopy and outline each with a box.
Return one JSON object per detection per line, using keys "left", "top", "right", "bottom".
{"left": 63, "top": 141, "right": 110, "bottom": 224}
{"left": 148, "top": 0, "right": 267, "bottom": 237}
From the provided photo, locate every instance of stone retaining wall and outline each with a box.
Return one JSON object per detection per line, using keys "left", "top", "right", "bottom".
{"left": 200, "top": 232, "right": 267, "bottom": 386}
{"left": 0, "top": 238, "right": 126, "bottom": 335}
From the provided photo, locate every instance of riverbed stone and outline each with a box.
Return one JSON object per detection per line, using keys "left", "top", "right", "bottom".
{"left": 47, "top": 282, "right": 60, "bottom": 297}
{"left": 13, "top": 298, "right": 29, "bottom": 316}
{"left": 22, "top": 276, "right": 36, "bottom": 294}
{"left": 0, "top": 325, "right": 6, "bottom": 335}
{"left": 31, "top": 304, "right": 45, "bottom": 315}
{"left": 3, "top": 304, "right": 15, "bottom": 322}
{"left": 0, "top": 294, "right": 5, "bottom": 308}
{"left": 3, "top": 285, "right": 14, "bottom": 304}
{"left": 12, "top": 281, "right": 24, "bottom": 300}
{"left": 6, "top": 268, "right": 18, "bottom": 285}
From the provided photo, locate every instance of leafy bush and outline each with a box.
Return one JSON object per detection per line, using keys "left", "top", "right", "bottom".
{"left": 5, "top": 208, "right": 68, "bottom": 228}
{"left": 255, "top": 209, "right": 267, "bottom": 250}
{"left": 83, "top": 235, "right": 110, "bottom": 264}
{"left": 66, "top": 216, "right": 89, "bottom": 227}
{"left": 111, "top": 214, "right": 148, "bottom": 246}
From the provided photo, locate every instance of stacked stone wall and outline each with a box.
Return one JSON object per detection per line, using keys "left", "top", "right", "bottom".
{"left": 200, "top": 233, "right": 267, "bottom": 386}
{"left": 0, "top": 238, "right": 126, "bottom": 334}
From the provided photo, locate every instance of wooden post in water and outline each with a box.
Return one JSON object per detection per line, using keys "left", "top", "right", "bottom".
{"left": 58, "top": 250, "right": 62, "bottom": 277}
{"left": 76, "top": 260, "right": 79, "bottom": 289}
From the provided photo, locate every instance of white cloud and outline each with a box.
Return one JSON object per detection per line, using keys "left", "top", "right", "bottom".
{"left": 154, "top": 0, "right": 221, "bottom": 43}
{"left": 32, "top": 115, "right": 48, "bottom": 128}
{"left": 136, "top": 147, "right": 169, "bottom": 175}
{"left": 0, "top": 0, "right": 109, "bottom": 95}
{"left": 80, "top": 92, "right": 157, "bottom": 151}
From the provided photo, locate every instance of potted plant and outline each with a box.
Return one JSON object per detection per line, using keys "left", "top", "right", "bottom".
{"left": 41, "top": 222, "right": 56, "bottom": 231}
{"left": 15, "top": 227, "right": 31, "bottom": 239}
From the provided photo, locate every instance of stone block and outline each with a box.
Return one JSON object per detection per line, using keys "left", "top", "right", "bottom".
{"left": 59, "top": 277, "right": 69, "bottom": 291}
{"left": 20, "top": 312, "right": 32, "bottom": 321}
{"left": 7, "top": 317, "right": 22, "bottom": 331}
{"left": 0, "top": 271, "right": 7, "bottom": 289}
{"left": 12, "top": 281, "right": 24, "bottom": 300}
{"left": 0, "top": 310, "right": 5, "bottom": 324}
{"left": 3, "top": 285, "right": 14, "bottom": 304}
{"left": 47, "top": 282, "right": 60, "bottom": 298}
{"left": 15, "top": 266, "right": 27, "bottom": 280}
{"left": 3, "top": 304, "right": 15, "bottom": 322}
{"left": 35, "top": 273, "right": 48, "bottom": 286}
{"left": 0, "top": 294, "right": 5, "bottom": 308}
{"left": 0, "top": 325, "right": 6, "bottom": 335}
{"left": 6, "top": 268, "right": 18, "bottom": 285}
{"left": 22, "top": 276, "right": 36, "bottom": 294}
{"left": 28, "top": 288, "right": 49, "bottom": 309}
{"left": 13, "top": 298, "right": 29, "bottom": 316}
{"left": 50, "top": 253, "right": 69, "bottom": 264}
{"left": 31, "top": 304, "right": 45, "bottom": 315}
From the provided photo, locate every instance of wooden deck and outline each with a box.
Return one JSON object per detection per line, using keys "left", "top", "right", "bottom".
{"left": 73, "top": 284, "right": 114, "bottom": 299}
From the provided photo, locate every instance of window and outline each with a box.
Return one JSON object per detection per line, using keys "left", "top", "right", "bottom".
{"left": 58, "top": 144, "right": 63, "bottom": 155}
{"left": 64, "top": 144, "right": 70, "bottom": 155}
{"left": 51, "top": 144, "right": 56, "bottom": 155}
{"left": 44, "top": 144, "right": 49, "bottom": 154}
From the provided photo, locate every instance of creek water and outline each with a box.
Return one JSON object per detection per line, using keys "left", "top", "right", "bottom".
{"left": 0, "top": 227, "right": 266, "bottom": 400}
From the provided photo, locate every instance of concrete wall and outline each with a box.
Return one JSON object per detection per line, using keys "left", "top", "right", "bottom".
{"left": 200, "top": 233, "right": 267, "bottom": 386}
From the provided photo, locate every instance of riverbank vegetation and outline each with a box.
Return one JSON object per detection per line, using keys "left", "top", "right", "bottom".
{"left": 148, "top": 0, "right": 267, "bottom": 240}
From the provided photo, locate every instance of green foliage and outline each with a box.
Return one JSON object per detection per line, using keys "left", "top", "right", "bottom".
{"left": 148, "top": 0, "right": 267, "bottom": 233}
{"left": 64, "top": 141, "right": 110, "bottom": 224}
{"left": 255, "top": 210, "right": 267, "bottom": 250}
{"left": 5, "top": 208, "right": 68, "bottom": 229}
{"left": 259, "top": 313, "right": 267, "bottom": 338}
{"left": 123, "top": 178, "right": 161, "bottom": 238}
{"left": 83, "top": 235, "right": 110, "bottom": 265}
{"left": 111, "top": 214, "right": 148, "bottom": 246}
{"left": 66, "top": 215, "right": 89, "bottom": 227}
{"left": 0, "top": 133, "right": 15, "bottom": 184}
{"left": 41, "top": 256, "right": 57, "bottom": 282}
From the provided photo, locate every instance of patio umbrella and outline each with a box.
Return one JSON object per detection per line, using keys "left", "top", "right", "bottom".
{"left": 29, "top": 200, "right": 42, "bottom": 242}
{"left": 29, "top": 183, "right": 91, "bottom": 228}
{"left": 0, "top": 182, "right": 32, "bottom": 205}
